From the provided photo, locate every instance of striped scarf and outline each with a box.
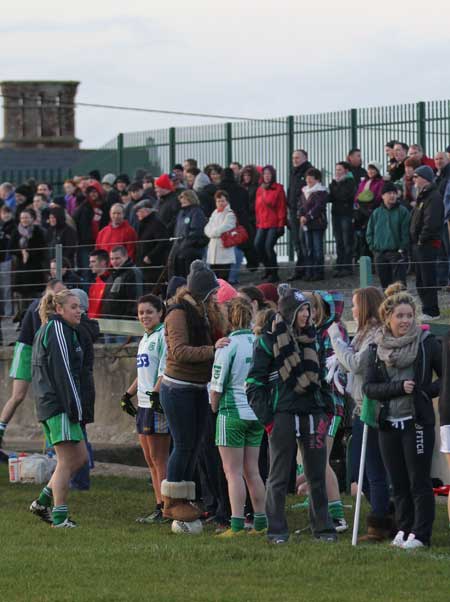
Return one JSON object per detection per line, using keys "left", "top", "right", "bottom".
{"left": 272, "top": 313, "right": 320, "bottom": 395}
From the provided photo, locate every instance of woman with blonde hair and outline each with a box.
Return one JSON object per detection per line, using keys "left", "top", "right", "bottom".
{"left": 29, "top": 289, "right": 88, "bottom": 528}
{"left": 210, "top": 297, "right": 267, "bottom": 537}
{"left": 328, "top": 286, "right": 393, "bottom": 542}
{"left": 364, "top": 283, "right": 442, "bottom": 549}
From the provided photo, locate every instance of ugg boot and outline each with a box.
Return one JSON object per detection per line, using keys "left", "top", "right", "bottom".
{"left": 161, "top": 480, "right": 202, "bottom": 522}
{"left": 358, "top": 514, "right": 393, "bottom": 543}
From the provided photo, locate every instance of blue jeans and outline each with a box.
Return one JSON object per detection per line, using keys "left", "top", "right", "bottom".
{"left": 351, "top": 415, "right": 390, "bottom": 517}
{"left": 332, "top": 215, "right": 353, "bottom": 272}
{"left": 228, "top": 247, "right": 244, "bottom": 284}
{"left": 255, "top": 228, "right": 278, "bottom": 271}
{"left": 160, "top": 382, "right": 209, "bottom": 482}
{"left": 299, "top": 229, "right": 325, "bottom": 278}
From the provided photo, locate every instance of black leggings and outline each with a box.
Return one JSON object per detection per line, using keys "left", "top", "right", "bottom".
{"left": 378, "top": 421, "right": 435, "bottom": 544}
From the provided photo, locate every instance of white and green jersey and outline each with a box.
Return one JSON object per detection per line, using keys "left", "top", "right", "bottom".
{"left": 137, "top": 324, "right": 166, "bottom": 408}
{"left": 210, "top": 329, "right": 256, "bottom": 420}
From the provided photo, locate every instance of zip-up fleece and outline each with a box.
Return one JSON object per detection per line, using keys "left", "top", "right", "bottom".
{"left": 32, "top": 315, "right": 84, "bottom": 423}
{"left": 363, "top": 331, "right": 441, "bottom": 426}
{"left": 246, "top": 329, "right": 330, "bottom": 427}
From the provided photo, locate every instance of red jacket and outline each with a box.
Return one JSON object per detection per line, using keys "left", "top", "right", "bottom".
{"left": 255, "top": 183, "right": 287, "bottom": 229}
{"left": 88, "top": 272, "right": 110, "bottom": 319}
{"left": 95, "top": 221, "right": 137, "bottom": 260}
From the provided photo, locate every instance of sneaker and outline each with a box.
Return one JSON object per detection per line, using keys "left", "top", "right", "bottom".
{"left": 52, "top": 518, "right": 77, "bottom": 528}
{"left": 248, "top": 528, "right": 267, "bottom": 536}
{"left": 244, "top": 517, "right": 254, "bottom": 530}
{"left": 421, "top": 314, "right": 440, "bottom": 322}
{"left": 216, "top": 528, "right": 247, "bottom": 538}
{"left": 391, "top": 530, "right": 406, "bottom": 547}
{"left": 315, "top": 533, "right": 337, "bottom": 543}
{"left": 136, "top": 508, "right": 167, "bottom": 524}
{"left": 268, "top": 537, "right": 288, "bottom": 545}
{"left": 333, "top": 518, "right": 348, "bottom": 533}
{"left": 402, "top": 533, "right": 425, "bottom": 550}
{"left": 29, "top": 500, "right": 52, "bottom": 524}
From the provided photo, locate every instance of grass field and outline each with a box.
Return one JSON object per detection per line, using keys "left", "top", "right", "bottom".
{"left": 1, "top": 466, "right": 449, "bottom": 602}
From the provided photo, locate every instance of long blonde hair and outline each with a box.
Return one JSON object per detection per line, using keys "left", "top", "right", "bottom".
{"left": 39, "top": 289, "right": 74, "bottom": 324}
{"left": 228, "top": 297, "right": 252, "bottom": 331}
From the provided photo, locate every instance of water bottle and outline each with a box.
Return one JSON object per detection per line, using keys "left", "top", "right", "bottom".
{"left": 8, "top": 453, "right": 19, "bottom": 483}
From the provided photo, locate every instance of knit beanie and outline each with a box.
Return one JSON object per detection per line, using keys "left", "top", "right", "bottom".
{"left": 277, "top": 283, "right": 309, "bottom": 327}
{"left": 71, "top": 288, "right": 89, "bottom": 313}
{"left": 216, "top": 279, "right": 238, "bottom": 304}
{"left": 413, "top": 165, "right": 435, "bottom": 183}
{"left": 381, "top": 181, "right": 398, "bottom": 195}
{"left": 257, "top": 283, "right": 279, "bottom": 304}
{"left": 165, "top": 276, "right": 187, "bottom": 301}
{"left": 187, "top": 260, "right": 219, "bottom": 302}
{"left": 155, "top": 174, "right": 175, "bottom": 192}
{"left": 367, "top": 160, "right": 382, "bottom": 175}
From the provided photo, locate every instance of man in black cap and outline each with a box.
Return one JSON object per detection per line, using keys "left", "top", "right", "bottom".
{"left": 410, "top": 166, "right": 443, "bottom": 320}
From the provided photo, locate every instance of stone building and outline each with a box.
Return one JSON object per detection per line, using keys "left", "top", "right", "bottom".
{"left": 0, "top": 80, "right": 80, "bottom": 149}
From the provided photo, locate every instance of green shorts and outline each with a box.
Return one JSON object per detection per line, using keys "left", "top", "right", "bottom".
{"left": 327, "top": 415, "right": 342, "bottom": 438}
{"left": 9, "top": 342, "right": 32, "bottom": 382}
{"left": 216, "top": 414, "right": 264, "bottom": 448}
{"left": 42, "top": 413, "right": 84, "bottom": 446}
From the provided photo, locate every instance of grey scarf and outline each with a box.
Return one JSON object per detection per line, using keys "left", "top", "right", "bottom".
{"left": 375, "top": 323, "right": 422, "bottom": 369}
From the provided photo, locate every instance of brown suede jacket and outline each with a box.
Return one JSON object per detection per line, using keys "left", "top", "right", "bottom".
{"left": 164, "top": 295, "right": 215, "bottom": 385}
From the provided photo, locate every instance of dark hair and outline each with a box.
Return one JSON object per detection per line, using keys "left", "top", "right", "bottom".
{"left": 120, "top": 190, "right": 129, "bottom": 197}
{"left": 137, "top": 294, "right": 166, "bottom": 320}
{"left": 184, "top": 158, "right": 198, "bottom": 169}
{"left": 385, "top": 140, "right": 398, "bottom": 149}
{"left": 336, "top": 161, "right": 351, "bottom": 170}
{"left": 50, "top": 256, "right": 72, "bottom": 269}
{"left": 129, "top": 182, "right": 143, "bottom": 192}
{"left": 262, "top": 165, "right": 277, "bottom": 184}
{"left": 46, "top": 278, "right": 64, "bottom": 290}
{"left": 294, "top": 149, "right": 308, "bottom": 158}
{"left": 173, "top": 164, "right": 183, "bottom": 171}
{"left": 395, "top": 142, "right": 409, "bottom": 152}
{"left": 186, "top": 167, "right": 201, "bottom": 177}
{"left": 214, "top": 189, "right": 230, "bottom": 201}
{"left": 89, "top": 249, "right": 109, "bottom": 264}
{"left": 306, "top": 167, "right": 322, "bottom": 182}
{"left": 21, "top": 207, "right": 37, "bottom": 219}
{"left": 111, "top": 245, "right": 127, "bottom": 256}
{"left": 204, "top": 163, "right": 223, "bottom": 177}
{"left": 33, "top": 193, "right": 47, "bottom": 203}
{"left": 230, "top": 161, "right": 242, "bottom": 169}
{"left": 37, "top": 181, "right": 52, "bottom": 190}
{"left": 239, "top": 286, "right": 267, "bottom": 311}
{"left": 348, "top": 148, "right": 361, "bottom": 156}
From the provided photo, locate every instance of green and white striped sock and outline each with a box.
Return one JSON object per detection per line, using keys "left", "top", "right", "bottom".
{"left": 253, "top": 512, "right": 267, "bottom": 531}
{"left": 52, "top": 505, "right": 68, "bottom": 526}
{"left": 37, "top": 486, "right": 53, "bottom": 507}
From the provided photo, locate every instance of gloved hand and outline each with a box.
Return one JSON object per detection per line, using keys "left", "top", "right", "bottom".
{"left": 327, "top": 322, "right": 342, "bottom": 341}
{"left": 147, "top": 391, "right": 164, "bottom": 414}
{"left": 120, "top": 392, "right": 137, "bottom": 417}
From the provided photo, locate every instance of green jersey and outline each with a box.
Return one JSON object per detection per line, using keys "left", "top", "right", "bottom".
{"left": 210, "top": 329, "right": 256, "bottom": 420}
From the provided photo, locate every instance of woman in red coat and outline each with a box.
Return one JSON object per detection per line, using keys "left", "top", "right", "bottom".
{"left": 254, "top": 165, "right": 287, "bottom": 283}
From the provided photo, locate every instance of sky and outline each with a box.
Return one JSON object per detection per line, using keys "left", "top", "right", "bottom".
{"left": 1, "top": 0, "right": 449, "bottom": 148}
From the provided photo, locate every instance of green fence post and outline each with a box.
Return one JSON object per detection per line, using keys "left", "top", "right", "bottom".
{"left": 169, "top": 127, "right": 176, "bottom": 169}
{"left": 350, "top": 108, "right": 358, "bottom": 149}
{"left": 417, "top": 101, "right": 426, "bottom": 152}
{"left": 287, "top": 116, "right": 294, "bottom": 261}
{"left": 117, "top": 133, "right": 124, "bottom": 174}
{"left": 359, "top": 256, "right": 372, "bottom": 288}
{"left": 225, "top": 122, "right": 232, "bottom": 166}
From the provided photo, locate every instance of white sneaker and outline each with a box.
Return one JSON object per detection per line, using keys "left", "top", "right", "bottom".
{"left": 402, "top": 533, "right": 425, "bottom": 550}
{"left": 52, "top": 518, "right": 77, "bottom": 528}
{"left": 391, "top": 530, "right": 405, "bottom": 547}
{"left": 421, "top": 314, "right": 440, "bottom": 322}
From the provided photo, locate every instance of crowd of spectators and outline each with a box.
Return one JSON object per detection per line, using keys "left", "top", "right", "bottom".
{"left": 0, "top": 141, "right": 449, "bottom": 339}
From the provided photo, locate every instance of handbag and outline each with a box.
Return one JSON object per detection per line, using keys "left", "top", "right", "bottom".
{"left": 221, "top": 219, "right": 249, "bottom": 248}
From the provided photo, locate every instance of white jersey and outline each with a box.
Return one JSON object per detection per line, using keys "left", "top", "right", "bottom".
{"left": 137, "top": 324, "right": 166, "bottom": 408}
{"left": 210, "top": 329, "right": 256, "bottom": 421}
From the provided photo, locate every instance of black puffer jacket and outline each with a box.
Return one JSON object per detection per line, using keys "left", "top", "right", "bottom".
{"left": 364, "top": 331, "right": 442, "bottom": 427}
{"left": 156, "top": 191, "right": 181, "bottom": 236}
{"left": 102, "top": 258, "right": 140, "bottom": 319}
{"left": 73, "top": 200, "right": 109, "bottom": 246}
{"left": 328, "top": 175, "right": 357, "bottom": 217}
{"left": 409, "top": 183, "right": 443, "bottom": 245}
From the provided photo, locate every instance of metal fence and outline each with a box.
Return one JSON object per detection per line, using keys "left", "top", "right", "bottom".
{"left": 2, "top": 99, "right": 450, "bottom": 255}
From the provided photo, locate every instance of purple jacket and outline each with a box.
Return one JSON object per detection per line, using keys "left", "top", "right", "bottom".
{"left": 298, "top": 187, "right": 328, "bottom": 230}
{"left": 355, "top": 177, "right": 384, "bottom": 206}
